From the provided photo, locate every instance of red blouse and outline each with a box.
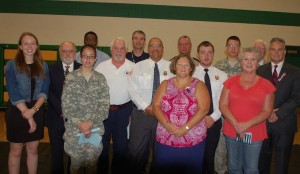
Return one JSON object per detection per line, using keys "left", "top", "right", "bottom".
{"left": 223, "top": 74, "right": 276, "bottom": 142}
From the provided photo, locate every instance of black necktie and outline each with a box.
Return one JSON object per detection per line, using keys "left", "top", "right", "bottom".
{"left": 204, "top": 69, "right": 213, "bottom": 115}
{"left": 152, "top": 63, "right": 160, "bottom": 100}
{"left": 65, "top": 65, "right": 70, "bottom": 77}
{"left": 272, "top": 65, "right": 278, "bottom": 84}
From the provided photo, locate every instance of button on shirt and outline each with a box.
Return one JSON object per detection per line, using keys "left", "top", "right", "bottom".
{"left": 193, "top": 65, "right": 227, "bottom": 121}
{"left": 128, "top": 58, "right": 173, "bottom": 111}
{"left": 95, "top": 59, "right": 135, "bottom": 105}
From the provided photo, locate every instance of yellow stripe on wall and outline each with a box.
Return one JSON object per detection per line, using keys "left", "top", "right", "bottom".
{"left": 4, "top": 49, "right": 57, "bottom": 61}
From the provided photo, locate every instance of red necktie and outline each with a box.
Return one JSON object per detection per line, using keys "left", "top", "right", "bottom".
{"left": 272, "top": 65, "right": 278, "bottom": 84}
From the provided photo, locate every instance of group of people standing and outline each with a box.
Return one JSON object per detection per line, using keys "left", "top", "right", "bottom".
{"left": 4, "top": 30, "right": 300, "bottom": 174}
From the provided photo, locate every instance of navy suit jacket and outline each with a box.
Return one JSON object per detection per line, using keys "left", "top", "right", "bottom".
{"left": 257, "top": 62, "right": 300, "bottom": 134}
{"left": 45, "top": 61, "right": 81, "bottom": 130}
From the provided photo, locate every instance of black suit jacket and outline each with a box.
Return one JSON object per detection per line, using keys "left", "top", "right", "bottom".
{"left": 45, "top": 61, "right": 81, "bottom": 129}
{"left": 257, "top": 62, "right": 300, "bottom": 134}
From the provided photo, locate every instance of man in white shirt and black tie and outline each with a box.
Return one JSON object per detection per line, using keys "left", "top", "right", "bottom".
{"left": 127, "top": 37, "right": 173, "bottom": 174}
{"left": 193, "top": 41, "right": 227, "bottom": 174}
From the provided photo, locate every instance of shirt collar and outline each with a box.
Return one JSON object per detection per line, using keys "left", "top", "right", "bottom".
{"left": 149, "top": 58, "right": 164, "bottom": 67}
{"left": 271, "top": 60, "right": 284, "bottom": 74}
{"left": 199, "top": 65, "right": 212, "bottom": 71}
{"left": 62, "top": 62, "right": 74, "bottom": 71}
{"left": 271, "top": 60, "right": 284, "bottom": 68}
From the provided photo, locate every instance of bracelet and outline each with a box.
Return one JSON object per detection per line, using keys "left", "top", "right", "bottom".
{"left": 185, "top": 125, "right": 190, "bottom": 130}
{"left": 32, "top": 106, "right": 39, "bottom": 112}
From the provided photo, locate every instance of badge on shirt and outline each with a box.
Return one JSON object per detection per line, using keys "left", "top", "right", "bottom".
{"left": 125, "top": 70, "right": 133, "bottom": 76}
{"left": 163, "top": 71, "right": 168, "bottom": 76}
{"left": 215, "top": 75, "right": 219, "bottom": 80}
{"left": 185, "top": 86, "right": 191, "bottom": 93}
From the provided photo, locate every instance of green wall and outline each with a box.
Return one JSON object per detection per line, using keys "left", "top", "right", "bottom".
{"left": 1, "top": 1, "right": 300, "bottom": 26}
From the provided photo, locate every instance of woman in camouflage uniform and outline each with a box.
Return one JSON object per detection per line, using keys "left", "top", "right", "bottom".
{"left": 62, "top": 44, "right": 110, "bottom": 174}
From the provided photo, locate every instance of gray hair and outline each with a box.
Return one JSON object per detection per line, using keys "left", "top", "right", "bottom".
{"left": 178, "top": 35, "right": 192, "bottom": 44}
{"left": 239, "top": 47, "right": 260, "bottom": 61}
{"left": 59, "top": 41, "right": 76, "bottom": 52}
{"left": 110, "top": 37, "right": 128, "bottom": 49}
{"left": 252, "top": 39, "right": 267, "bottom": 48}
{"left": 270, "top": 37, "right": 286, "bottom": 49}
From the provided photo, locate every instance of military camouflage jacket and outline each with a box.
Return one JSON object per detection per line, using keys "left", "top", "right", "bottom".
{"left": 214, "top": 58, "right": 242, "bottom": 77}
{"left": 62, "top": 69, "right": 110, "bottom": 143}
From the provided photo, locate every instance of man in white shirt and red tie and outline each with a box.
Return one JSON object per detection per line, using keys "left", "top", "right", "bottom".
{"left": 257, "top": 37, "right": 300, "bottom": 174}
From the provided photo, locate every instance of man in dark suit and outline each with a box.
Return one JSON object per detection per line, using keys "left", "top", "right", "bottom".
{"left": 257, "top": 37, "right": 300, "bottom": 174}
{"left": 45, "top": 42, "right": 81, "bottom": 174}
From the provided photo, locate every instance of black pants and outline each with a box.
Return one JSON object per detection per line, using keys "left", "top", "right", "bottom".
{"left": 98, "top": 105, "right": 132, "bottom": 174}
{"left": 127, "top": 107, "right": 157, "bottom": 174}
{"left": 48, "top": 127, "right": 70, "bottom": 174}
{"left": 203, "top": 119, "right": 222, "bottom": 174}
{"left": 259, "top": 130, "right": 295, "bottom": 174}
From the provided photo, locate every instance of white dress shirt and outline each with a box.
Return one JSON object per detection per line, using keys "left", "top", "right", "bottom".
{"left": 95, "top": 59, "right": 135, "bottom": 105}
{"left": 259, "top": 59, "right": 264, "bottom": 66}
{"left": 193, "top": 65, "right": 227, "bottom": 121}
{"left": 128, "top": 58, "right": 173, "bottom": 111}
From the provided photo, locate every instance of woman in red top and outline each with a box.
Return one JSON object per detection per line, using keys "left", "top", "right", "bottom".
{"left": 219, "top": 47, "right": 275, "bottom": 174}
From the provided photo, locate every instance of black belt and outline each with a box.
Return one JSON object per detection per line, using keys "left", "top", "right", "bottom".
{"left": 109, "top": 101, "right": 132, "bottom": 111}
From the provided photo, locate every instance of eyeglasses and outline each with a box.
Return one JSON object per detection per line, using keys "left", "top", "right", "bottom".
{"left": 178, "top": 43, "right": 191, "bottom": 47}
{"left": 60, "top": 50, "right": 75, "bottom": 54}
{"left": 81, "top": 54, "right": 96, "bottom": 60}
{"left": 149, "top": 44, "right": 162, "bottom": 48}
{"left": 254, "top": 47, "right": 266, "bottom": 51}
{"left": 227, "top": 44, "right": 240, "bottom": 48}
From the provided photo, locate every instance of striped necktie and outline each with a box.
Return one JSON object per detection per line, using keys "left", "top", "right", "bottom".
{"left": 152, "top": 63, "right": 160, "bottom": 100}
{"left": 65, "top": 65, "right": 70, "bottom": 77}
{"left": 272, "top": 65, "right": 278, "bottom": 84}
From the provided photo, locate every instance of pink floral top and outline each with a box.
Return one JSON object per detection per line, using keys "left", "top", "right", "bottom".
{"left": 156, "top": 77, "right": 206, "bottom": 147}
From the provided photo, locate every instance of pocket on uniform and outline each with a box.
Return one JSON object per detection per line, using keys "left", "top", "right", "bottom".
{"left": 139, "top": 74, "right": 151, "bottom": 89}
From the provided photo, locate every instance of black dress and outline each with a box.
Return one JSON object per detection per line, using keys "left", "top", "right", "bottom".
{"left": 5, "top": 64, "right": 45, "bottom": 143}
